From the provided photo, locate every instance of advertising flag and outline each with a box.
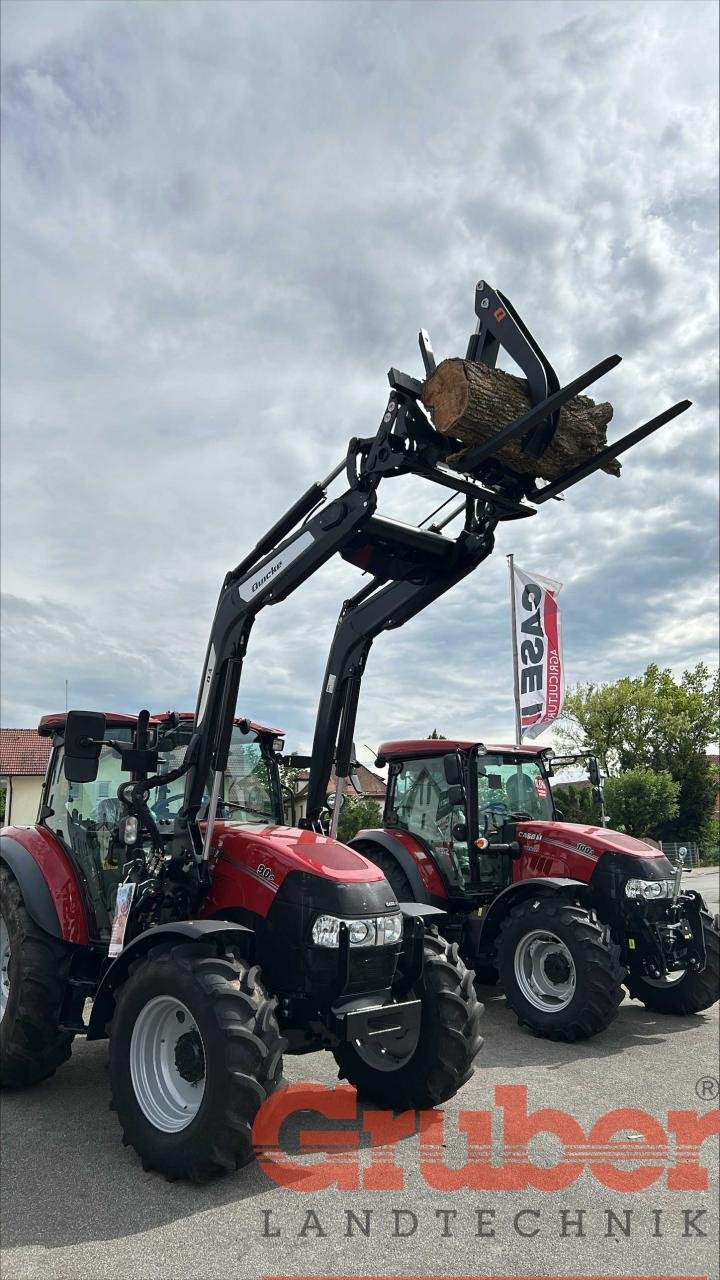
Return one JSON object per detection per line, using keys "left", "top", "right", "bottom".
{"left": 509, "top": 560, "right": 564, "bottom": 741}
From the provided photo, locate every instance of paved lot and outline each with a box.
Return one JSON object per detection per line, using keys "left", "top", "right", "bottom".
{"left": 2, "top": 869, "right": 718, "bottom": 1280}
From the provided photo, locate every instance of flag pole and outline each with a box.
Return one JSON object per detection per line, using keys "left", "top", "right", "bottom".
{"left": 507, "top": 554, "right": 522, "bottom": 744}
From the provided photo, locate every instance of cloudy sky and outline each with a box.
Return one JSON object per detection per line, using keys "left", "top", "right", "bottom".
{"left": 1, "top": 0, "right": 718, "bottom": 766}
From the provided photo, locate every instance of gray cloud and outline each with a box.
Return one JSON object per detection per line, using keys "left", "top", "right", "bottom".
{"left": 1, "top": 0, "right": 717, "bottom": 764}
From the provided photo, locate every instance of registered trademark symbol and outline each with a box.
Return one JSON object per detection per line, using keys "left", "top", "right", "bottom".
{"left": 695, "top": 1076, "right": 719, "bottom": 1101}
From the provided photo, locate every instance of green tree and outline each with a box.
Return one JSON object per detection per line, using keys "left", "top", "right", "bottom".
{"left": 551, "top": 782, "right": 599, "bottom": 825}
{"left": 427, "top": 729, "right": 447, "bottom": 739}
{"left": 337, "top": 794, "right": 383, "bottom": 843}
{"left": 556, "top": 662, "right": 719, "bottom": 841}
{"left": 603, "top": 769, "right": 679, "bottom": 839}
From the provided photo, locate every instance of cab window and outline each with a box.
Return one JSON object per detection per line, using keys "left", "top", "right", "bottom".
{"left": 44, "top": 726, "right": 134, "bottom": 936}
{"left": 153, "top": 722, "right": 277, "bottom": 824}
{"left": 390, "top": 756, "right": 468, "bottom": 888}
{"left": 477, "top": 754, "right": 554, "bottom": 829}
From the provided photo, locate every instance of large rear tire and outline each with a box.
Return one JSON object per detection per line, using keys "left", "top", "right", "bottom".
{"left": 497, "top": 897, "right": 624, "bottom": 1042}
{"left": 109, "top": 942, "right": 285, "bottom": 1181}
{"left": 626, "top": 913, "right": 719, "bottom": 1014}
{"left": 358, "top": 844, "right": 414, "bottom": 902}
{"left": 334, "top": 930, "right": 483, "bottom": 1108}
{"left": 0, "top": 864, "right": 75, "bottom": 1088}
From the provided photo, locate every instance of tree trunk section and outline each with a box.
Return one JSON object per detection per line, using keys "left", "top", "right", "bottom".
{"left": 422, "top": 358, "right": 619, "bottom": 481}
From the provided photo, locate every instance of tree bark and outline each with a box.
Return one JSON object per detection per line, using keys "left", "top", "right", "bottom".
{"left": 422, "top": 358, "right": 619, "bottom": 481}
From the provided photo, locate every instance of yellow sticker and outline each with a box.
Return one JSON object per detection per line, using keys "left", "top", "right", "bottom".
{"left": 628, "top": 938, "right": 636, "bottom": 949}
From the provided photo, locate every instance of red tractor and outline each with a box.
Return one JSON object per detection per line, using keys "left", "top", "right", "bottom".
{"left": 0, "top": 279, "right": 695, "bottom": 1176}
{"left": 0, "top": 708, "right": 482, "bottom": 1181}
{"left": 343, "top": 738, "right": 720, "bottom": 1041}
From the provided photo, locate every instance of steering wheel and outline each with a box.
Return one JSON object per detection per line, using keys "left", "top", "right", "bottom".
{"left": 151, "top": 792, "right": 185, "bottom": 817}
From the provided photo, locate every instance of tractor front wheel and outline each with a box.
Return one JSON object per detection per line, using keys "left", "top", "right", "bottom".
{"left": 497, "top": 897, "right": 624, "bottom": 1042}
{"left": 0, "top": 864, "right": 75, "bottom": 1088}
{"left": 626, "top": 913, "right": 719, "bottom": 1015}
{"left": 109, "top": 943, "right": 285, "bottom": 1181}
{"left": 333, "top": 930, "right": 483, "bottom": 1108}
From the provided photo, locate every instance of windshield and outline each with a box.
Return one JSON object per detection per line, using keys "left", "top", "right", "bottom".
{"left": 154, "top": 722, "right": 279, "bottom": 823}
{"left": 477, "top": 753, "right": 554, "bottom": 828}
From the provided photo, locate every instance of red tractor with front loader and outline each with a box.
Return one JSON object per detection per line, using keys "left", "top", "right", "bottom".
{"left": 0, "top": 279, "right": 699, "bottom": 1180}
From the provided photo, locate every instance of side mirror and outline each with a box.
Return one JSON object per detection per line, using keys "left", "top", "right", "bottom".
{"left": 443, "top": 752, "right": 462, "bottom": 786}
{"left": 588, "top": 757, "right": 601, "bottom": 787}
{"left": 592, "top": 786, "right": 603, "bottom": 805}
{"left": 63, "top": 710, "right": 106, "bottom": 782}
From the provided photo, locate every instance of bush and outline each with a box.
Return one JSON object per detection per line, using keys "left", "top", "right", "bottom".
{"left": 603, "top": 768, "right": 679, "bottom": 840}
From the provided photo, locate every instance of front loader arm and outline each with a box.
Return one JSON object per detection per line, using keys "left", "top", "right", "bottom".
{"left": 304, "top": 515, "right": 498, "bottom": 829}
{"left": 170, "top": 277, "right": 689, "bottom": 863}
{"left": 177, "top": 483, "right": 378, "bottom": 855}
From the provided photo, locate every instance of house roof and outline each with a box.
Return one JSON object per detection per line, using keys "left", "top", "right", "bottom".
{"left": 0, "top": 729, "right": 52, "bottom": 777}
{"left": 296, "top": 764, "right": 386, "bottom": 800}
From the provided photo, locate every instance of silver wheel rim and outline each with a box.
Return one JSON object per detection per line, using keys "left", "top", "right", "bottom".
{"left": 514, "top": 929, "right": 577, "bottom": 1012}
{"left": 644, "top": 969, "right": 687, "bottom": 988}
{"left": 129, "top": 996, "right": 206, "bottom": 1133}
{"left": 0, "top": 915, "right": 10, "bottom": 1023}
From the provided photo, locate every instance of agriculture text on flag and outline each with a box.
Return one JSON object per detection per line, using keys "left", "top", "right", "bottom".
{"left": 509, "top": 559, "right": 564, "bottom": 741}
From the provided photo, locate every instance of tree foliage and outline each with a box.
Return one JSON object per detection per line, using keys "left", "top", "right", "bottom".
{"left": 427, "top": 729, "right": 447, "bottom": 739}
{"left": 555, "top": 662, "right": 719, "bottom": 841}
{"left": 603, "top": 769, "right": 679, "bottom": 839}
{"left": 337, "top": 794, "right": 383, "bottom": 843}
{"left": 551, "top": 782, "right": 599, "bottom": 825}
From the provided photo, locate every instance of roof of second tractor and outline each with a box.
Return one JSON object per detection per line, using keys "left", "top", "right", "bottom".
{"left": 377, "top": 738, "right": 547, "bottom": 760}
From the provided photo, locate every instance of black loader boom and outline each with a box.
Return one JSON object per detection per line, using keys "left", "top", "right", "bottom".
{"left": 157, "top": 278, "right": 688, "bottom": 866}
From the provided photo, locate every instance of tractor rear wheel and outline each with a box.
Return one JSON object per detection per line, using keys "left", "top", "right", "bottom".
{"left": 497, "top": 897, "right": 624, "bottom": 1042}
{"left": 109, "top": 942, "right": 285, "bottom": 1181}
{"left": 358, "top": 844, "right": 414, "bottom": 903}
{"left": 0, "top": 864, "right": 75, "bottom": 1088}
{"left": 333, "top": 930, "right": 483, "bottom": 1108}
{"left": 626, "top": 913, "right": 720, "bottom": 1014}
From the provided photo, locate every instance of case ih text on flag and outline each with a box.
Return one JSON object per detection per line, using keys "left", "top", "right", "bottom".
{"left": 509, "top": 559, "right": 564, "bottom": 741}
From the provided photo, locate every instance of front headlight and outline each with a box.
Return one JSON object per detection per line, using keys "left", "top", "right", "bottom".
{"left": 624, "top": 878, "right": 673, "bottom": 900}
{"left": 311, "top": 912, "right": 403, "bottom": 948}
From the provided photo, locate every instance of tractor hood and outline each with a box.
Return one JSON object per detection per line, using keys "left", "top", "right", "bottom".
{"left": 519, "top": 820, "right": 669, "bottom": 860}
{"left": 212, "top": 821, "right": 386, "bottom": 885}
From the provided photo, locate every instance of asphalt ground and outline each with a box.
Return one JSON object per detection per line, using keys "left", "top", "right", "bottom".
{"left": 1, "top": 868, "right": 718, "bottom": 1280}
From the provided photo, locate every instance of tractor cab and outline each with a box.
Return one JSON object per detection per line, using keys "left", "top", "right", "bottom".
{"left": 36, "top": 711, "right": 285, "bottom": 942}
{"left": 378, "top": 738, "right": 556, "bottom": 902}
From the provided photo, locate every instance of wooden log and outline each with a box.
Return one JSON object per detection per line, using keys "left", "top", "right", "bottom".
{"left": 421, "top": 358, "right": 620, "bottom": 481}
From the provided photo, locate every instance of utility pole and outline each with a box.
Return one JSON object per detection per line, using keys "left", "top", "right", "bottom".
{"left": 507, "top": 554, "right": 522, "bottom": 744}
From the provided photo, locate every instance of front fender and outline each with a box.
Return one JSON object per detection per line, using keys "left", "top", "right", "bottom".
{"left": 350, "top": 830, "right": 436, "bottom": 903}
{"left": 86, "top": 919, "right": 253, "bottom": 1040}
{"left": 1, "top": 829, "right": 89, "bottom": 944}
{"left": 479, "top": 876, "right": 589, "bottom": 947}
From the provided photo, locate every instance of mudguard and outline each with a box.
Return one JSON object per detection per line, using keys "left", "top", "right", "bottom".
{"left": 86, "top": 919, "right": 253, "bottom": 1040}
{"left": 479, "top": 875, "right": 589, "bottom": 946}
{"left": 1, "top": 833, "right": 63, "bottom": 940}
{"left": 350, "top": 830, "right": 433, "bottom": 903}
{"left": 0, "top": 828, "right": 89, "bottom": 944}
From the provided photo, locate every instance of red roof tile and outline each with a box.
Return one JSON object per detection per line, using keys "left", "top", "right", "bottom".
{"left": 296, "top": 764, "right": 386, "bottom": 799}
{"left": 0, "top": 729, "right": 52, "bottom": 777}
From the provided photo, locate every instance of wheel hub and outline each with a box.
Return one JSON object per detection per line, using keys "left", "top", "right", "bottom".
{"left": 129, "top": 996, "right": 206, "bottom": 1133}
{"left": 514, "top": 929, "right": 577, "bottom": 1012}
{"left": 174, "top": 1029, "right": 205, "bottom": 1083}
{"left": 0, "top": 915, "right": 11, "bottom": 1024}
